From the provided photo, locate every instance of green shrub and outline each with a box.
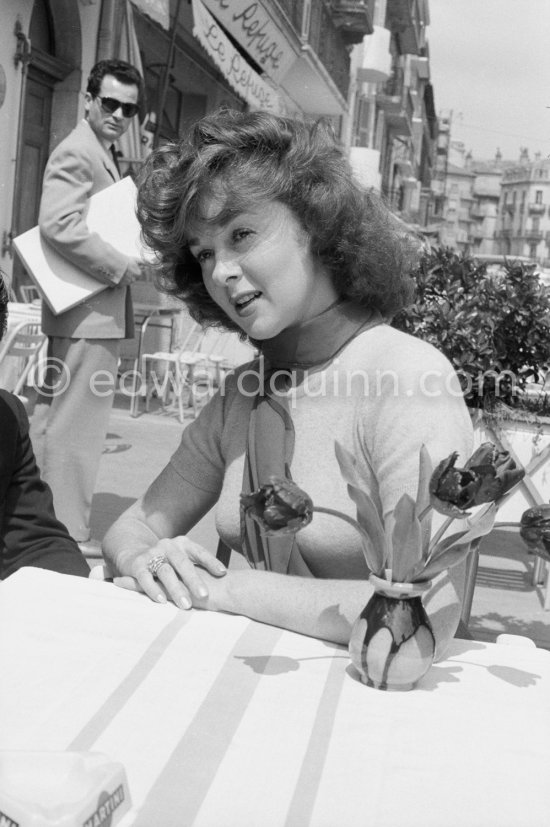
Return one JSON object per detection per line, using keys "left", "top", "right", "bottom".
{"left": 392, "top": 246, "right": 550, "bottom": 410}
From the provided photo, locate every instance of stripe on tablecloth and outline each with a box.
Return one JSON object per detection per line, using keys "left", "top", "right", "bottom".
{"left": 68, "top": 612, "right": 191, "bottom": 751}
{"left": 133, "top": 620, "right": 283, "bottom": 827}
{"left": 283, "top": 652, "right": 348, "bottom": 827}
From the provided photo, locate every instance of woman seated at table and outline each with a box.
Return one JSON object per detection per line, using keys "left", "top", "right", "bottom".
{"left": 103, "top": 110, "right": 473, "bottom": 655}
{"left": 0, "top": 272, "right": 89, "bottom": 579}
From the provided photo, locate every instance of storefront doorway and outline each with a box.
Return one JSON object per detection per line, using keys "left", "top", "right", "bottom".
{"left": 11, "top": 0, "right": 77, "bottom": 299}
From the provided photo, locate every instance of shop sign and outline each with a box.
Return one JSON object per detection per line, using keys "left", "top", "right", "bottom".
{"left": 201, "top": 0, "right": 296, "bottom": 83}
{"left": 192, "top": 0, "right": 284, "bottom": 113}
{"left": 130, "top": 0, "right": 170, "bottom": 31}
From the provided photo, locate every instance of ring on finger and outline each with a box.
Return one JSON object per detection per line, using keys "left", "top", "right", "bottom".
{"left": 147, "top": 554, "right": 169, "bottom": 578}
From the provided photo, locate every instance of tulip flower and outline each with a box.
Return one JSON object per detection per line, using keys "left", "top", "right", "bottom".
{"left": 241, "top": 441, "right": 525, "bottom": 586}
{"left": 241, "top": 477, "right": 313, "bottom": 535}
{"left": 519, "top": 505, "right": 550, "bottom": 563}
{"left": 429, "top": 443, "right": 525, "bottom": 517}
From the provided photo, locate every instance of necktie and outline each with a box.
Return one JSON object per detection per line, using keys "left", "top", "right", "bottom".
{"left": 109, "top": 144, "right": 121, "bottom": 178}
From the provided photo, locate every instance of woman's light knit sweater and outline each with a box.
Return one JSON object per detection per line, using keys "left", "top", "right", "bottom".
{"left": 170, "top": 324, "right": 473, "bottom": 579}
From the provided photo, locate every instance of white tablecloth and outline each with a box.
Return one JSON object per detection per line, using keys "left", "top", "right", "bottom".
{"left": 1, "top": 568, "right": 550, "bottom": 827}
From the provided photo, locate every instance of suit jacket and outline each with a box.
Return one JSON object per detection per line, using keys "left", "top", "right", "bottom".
{"left": 39, "top": 119, "right": 134, "bottom": 340}
{"left": 0, "top": 390, "right": 89, "bottom": 579}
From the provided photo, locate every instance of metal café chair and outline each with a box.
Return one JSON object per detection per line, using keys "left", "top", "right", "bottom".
{"left": 0, "top": 321, "right": 47, "bottom": 398}
{"left": 18, "top": 284, "right": 41, "bottom": 304}
{"left": 140, "top": 325, "right": 257, "bottom": 421}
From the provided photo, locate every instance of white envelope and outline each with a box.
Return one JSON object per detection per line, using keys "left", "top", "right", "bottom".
{"left": 13, "top": 176, "right": 151, "bottom": 316}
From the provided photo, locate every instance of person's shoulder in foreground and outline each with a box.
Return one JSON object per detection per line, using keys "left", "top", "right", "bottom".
{"left": 0, "top": 389, "right": 89, "bottom": 580}
{"left": 0, "top": 276, "right": 89, "bottom": 580}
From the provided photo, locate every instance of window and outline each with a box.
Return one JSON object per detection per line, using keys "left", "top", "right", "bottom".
{"left": 536, "top": 190, "right": 543, "bottom": 204}
{"left": 533, "top": 217, "right": 540, "bottom": 231}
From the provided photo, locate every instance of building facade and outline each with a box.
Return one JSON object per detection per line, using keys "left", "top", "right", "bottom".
{"left": 469, "top": 156, "right": 503, "bottom": 256}
{"left": 1, "top": 0, "right": 370, "bottom": 297}
{"left": 345, "top": 0, "right": 438, "bottom": 229}
{"left": 495, "top": 155, "right": 550, "bottom": 268}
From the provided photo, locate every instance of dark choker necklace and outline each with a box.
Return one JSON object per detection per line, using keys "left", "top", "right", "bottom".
{"left": 257, "top": 301, "right": 380, "bottom": 370}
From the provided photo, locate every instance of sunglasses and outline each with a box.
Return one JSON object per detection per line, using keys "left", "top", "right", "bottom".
{"left": 96, "top": 96, "right": 139, "bottom": 118}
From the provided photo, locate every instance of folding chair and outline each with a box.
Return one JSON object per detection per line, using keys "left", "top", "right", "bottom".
{"left": 141, "top": 325, "right": 257, "bottom": 421}
{"left": 0, "top": 321, "right": 47, "bottom": 397}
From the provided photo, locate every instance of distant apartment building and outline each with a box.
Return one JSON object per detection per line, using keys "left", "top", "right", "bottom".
{"left": 345, "top": 0, "right": 437, "bottom": 228}
{"left": 469, "top": 156, "right": 503, "bottom": 255}
{"left": 495, "top": 154, "right": 550, "bottom": 267}
{"left": 430, "top": 129, "right": 474, "bottom": 252}
{"left": 429, "top": 119, "right": 548, "bottom": 260}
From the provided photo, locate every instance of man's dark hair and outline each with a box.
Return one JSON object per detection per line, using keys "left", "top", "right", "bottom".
{"left": 86, "top": 59, "right": 144, "bottom": 101}
{"left": 0, "top": 271, "right": 9, "bottom": 343}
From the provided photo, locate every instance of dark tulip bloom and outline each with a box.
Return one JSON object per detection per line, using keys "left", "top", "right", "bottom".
{"left": 240, "top": 476, "right": 313, "bottom": 535}
{"left": 429, "top": 443, "right": 524, "bottom": 516}
{"left": 466, "top": 443, "right": 525, "bottom": 502}
{"left": 520, "top": 505, "right": 550, "bottom": 563}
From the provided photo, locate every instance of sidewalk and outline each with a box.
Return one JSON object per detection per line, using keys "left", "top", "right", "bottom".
{"left": 79, "top": 392, "right": 550, "bottom": 650}
{"left": 90, "top": 392, "right": 218, "bottom": 553}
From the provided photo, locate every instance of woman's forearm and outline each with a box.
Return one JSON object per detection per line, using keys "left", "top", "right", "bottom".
{"left": 204, "top": 566, "right": 461, "bottom": 654}
{"left": 215, "top": 569, "right": 372, "bottom": 645}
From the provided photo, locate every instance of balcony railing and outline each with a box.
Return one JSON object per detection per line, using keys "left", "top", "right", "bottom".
{"left": 330, "top": 1, "right": 373, "bottom": 45}
{"left": 528, "top": 202, "right": 546, "bottom": 215}
{"left": 385, "top": 0, "right": 420, "bottom": 55}
{"left": 470, "top": 205, "right": 486, "bottom": 219}
{"left": 521, "top": 230, "right": 543, "bottom": 241}
{"left": 377, "top": 69, "right": 414, "bottom": 136}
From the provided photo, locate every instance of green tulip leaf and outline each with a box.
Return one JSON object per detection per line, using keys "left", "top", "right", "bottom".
{"left": 459, "top": 502, "right": 497, "bottom": 545}
{"left": 345, "top": 484, "right": 386, "bottom": 575}
{"left": 415, "top": 444, "right": 433, "bottom": 517}
{"left": 334, "top": 440, "right": 364, "bottom": 489}
{"left": 334, "top": 440, "right": 386, "bottom": 575}
{"left": 390, "top": 494, "right": 423, "bottom": 582}
{"left": 412, "top": 542, "right": 473, "bottom": 582}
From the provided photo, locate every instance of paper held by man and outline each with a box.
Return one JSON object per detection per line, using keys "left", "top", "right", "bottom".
{"left": 13, "top": 176, "right": 151, "bottom": 316}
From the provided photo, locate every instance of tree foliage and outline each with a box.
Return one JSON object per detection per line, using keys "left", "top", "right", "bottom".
{"left": 392, "top": 247, "right": 550, "bottom": 409}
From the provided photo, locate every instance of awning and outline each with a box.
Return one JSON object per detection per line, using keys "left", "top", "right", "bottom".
{"left": 116, "top": 0, "right": 150, "bottom": 169}
{"left": 199, "top": 0, "right": 296, "bottom": 84}
{"left": 130, "top": 0, "right": 170, "bottom": 31}
{"left": 191, "top": 0, "right": 288, "bottom": 114}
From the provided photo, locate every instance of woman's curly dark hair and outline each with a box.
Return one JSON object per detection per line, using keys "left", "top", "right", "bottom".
{"left": 137, "top": 109, "right": 419, "bottom": 332}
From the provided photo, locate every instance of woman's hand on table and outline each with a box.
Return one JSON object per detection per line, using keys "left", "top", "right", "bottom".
{"left": 112, "top": 536, "right": 227, "bottom": 610}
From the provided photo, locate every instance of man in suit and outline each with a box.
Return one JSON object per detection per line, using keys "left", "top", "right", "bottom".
{"left": 0, "top": 272, "right": 89, "bottom": 579}
{"left": 35, "top": 59, "right": 145, "bottom": 549}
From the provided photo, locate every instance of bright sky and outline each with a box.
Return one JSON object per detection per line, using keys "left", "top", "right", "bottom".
{"left": 427, "top": 0, "right": 550, "bottom": 162}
